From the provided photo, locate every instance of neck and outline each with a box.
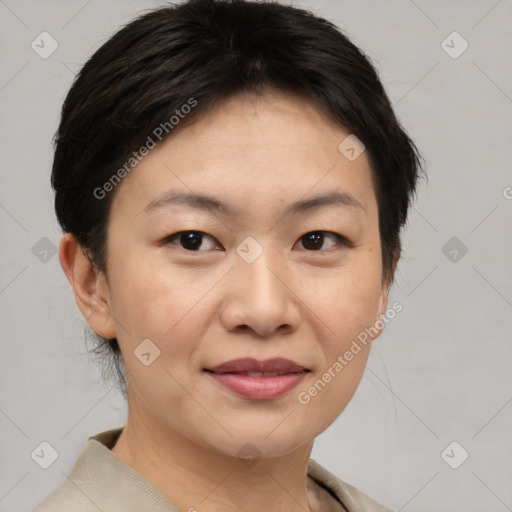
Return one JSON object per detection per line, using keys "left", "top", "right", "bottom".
{"left": 110, "top": 401, "right": 322, "bottom": 512}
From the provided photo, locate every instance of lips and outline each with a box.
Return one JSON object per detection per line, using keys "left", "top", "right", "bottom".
{"left": 204, "top": 357, "right": 308, "bottom": 374}
{"left": 203, "top": 358, "right": 310, "bottom": 400}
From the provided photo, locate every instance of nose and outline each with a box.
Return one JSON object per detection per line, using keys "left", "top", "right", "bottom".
{"left": 219, "top": 245, "right": 301, "bottom": 338}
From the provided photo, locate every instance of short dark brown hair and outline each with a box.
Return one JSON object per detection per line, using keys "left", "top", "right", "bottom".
{"left": 52, "top": 0, "right": 424, "bottom": 396}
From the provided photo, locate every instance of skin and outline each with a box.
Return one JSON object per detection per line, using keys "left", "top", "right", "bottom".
{"left": 60, "top": 90, "right": 398, "bottom": 512}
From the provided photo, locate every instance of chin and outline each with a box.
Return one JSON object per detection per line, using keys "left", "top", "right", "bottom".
{"left": 202, "top": 424, "right": 313, "bottom": 461}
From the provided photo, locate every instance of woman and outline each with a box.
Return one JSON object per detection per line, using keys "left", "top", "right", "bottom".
{"left": 33, "top": 0, "right": 423, "bottom": 510}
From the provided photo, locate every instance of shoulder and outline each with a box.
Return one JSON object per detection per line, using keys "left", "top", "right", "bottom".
{"left": 31, "top": 429, "right": 122, "bottom": 512}
{"left": 31, "top": 456, "right": 97, "bottom": 512}
{"left": 307, "top": 458, "right": 395, "bottom": 512}
{"left": 31, "top": 427, "right": 178, "bottom": 512}
{"left": 32, "top": 486, "right": 98, "bottom": 512}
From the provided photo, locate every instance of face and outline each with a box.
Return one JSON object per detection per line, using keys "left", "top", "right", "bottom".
{"left": 90, "top": 91, "right": 391, "bottom": 458}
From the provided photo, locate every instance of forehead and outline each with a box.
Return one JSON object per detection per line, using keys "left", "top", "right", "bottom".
{"left": 110, "top": 91, "right": 377, "bottom": 223}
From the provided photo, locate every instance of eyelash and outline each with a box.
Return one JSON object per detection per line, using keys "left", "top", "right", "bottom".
{"left": 160, "top": 230, "right": 353, "bottom": 253}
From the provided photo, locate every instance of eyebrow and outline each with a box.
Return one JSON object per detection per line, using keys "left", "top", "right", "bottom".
{"left": 143, "top": 189, "right": 366, "bottom": 217}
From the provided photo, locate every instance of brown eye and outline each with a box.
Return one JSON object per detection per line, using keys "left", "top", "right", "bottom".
{"left": 296, "top": 231, "right": 349, "bottom": 251}
{"left": 164, "top": 231, "right": 219, "bottom": 251}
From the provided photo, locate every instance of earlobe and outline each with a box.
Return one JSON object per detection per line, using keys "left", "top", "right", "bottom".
{"left": 373, "top": 246, "right": 400, "bottom": 338}
{"left": 58, "top": 233, "right": 117, "bottom": 339}
{"left": 369, "top": 285, "right": 390, "bottom": 343}
{"left": 377, "top": 285, "right": 390, "bottom": 321}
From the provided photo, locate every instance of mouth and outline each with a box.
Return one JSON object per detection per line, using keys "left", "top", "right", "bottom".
{"left": 204, "top": 357, "right": 309, "bottom": 374}
{"left": 204, "top": 370, "right": 303, "bottom": 377}
{"left": 203, "top": 358, "right": 310, "bottom": 400}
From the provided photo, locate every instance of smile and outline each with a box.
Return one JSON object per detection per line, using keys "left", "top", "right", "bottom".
{"left": 203, "top": 370, "right": 309, "bottom": 400}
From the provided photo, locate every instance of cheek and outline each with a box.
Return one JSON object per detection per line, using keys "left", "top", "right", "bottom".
{"left": 107, "top": 253, "right": 197, "bottom": 337}
{"left": 303, "top": 258, "right": 383, "bottom": 343}
{"left": 295, "top": 258, "right": 382, "bottom": 410}
{"left": 296, "top": 273, "right": 379, "bottom": 430}
{"left": 107, "top": 255, "right": 220, "bottom": 381}
{"left": 110, "top": 259, "right": 209, "bottom": 416}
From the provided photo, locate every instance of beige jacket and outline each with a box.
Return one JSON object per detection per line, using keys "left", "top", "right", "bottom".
{"left": 32, "top": 428, "right": 393, "bottom": 512}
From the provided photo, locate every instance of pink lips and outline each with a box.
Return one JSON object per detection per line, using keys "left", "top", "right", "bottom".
{"left": 204, "top": 357, "right": 309, "bottom": 400}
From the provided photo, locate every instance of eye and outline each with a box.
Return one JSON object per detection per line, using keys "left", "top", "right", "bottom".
{"left": 161, "top": 230, "right": 351, "bottom": 253}
{"left": 295, "top": 231, "right": 351, "bottom": 252}
{"left": 162, "top": 231, "right": 220, "bottom": 251}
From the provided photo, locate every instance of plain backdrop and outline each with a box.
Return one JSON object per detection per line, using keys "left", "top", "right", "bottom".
{"left": 1, "top": 1, "right": 511, "bottom": 511}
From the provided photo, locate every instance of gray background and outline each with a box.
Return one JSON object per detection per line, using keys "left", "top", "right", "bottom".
{"left": 1, "top": 0, "right": 511, "bottom": 511}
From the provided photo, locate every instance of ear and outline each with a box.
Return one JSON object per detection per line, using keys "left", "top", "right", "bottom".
{"left": 374, "top": 246, "right": 401, "bottom": 337}
{"left": 58, "top": 233, "right": 116, "bottom": 339}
